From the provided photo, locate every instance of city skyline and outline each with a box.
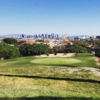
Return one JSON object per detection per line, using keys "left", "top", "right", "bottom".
{"left": 0, "top": 0, "right": 100, "bottom": 35}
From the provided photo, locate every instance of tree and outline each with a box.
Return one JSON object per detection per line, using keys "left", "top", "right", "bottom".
{"left": 53, "top": 45, "right": 66, "bottom": 53}
{"left": 0, "top": 42, "right": 20, "bottom": 59}
{"left": 95, "top": 49, "right": 100, "bottom": 57}
{"left": 73, "top": 40, "right": 89, "bottom": 47}
{"left": 66, "top": 44, "right": 87, "bottom": 53}
{"left": 19, "top": 44, "right": 50, "bottom": 56}
{"left": 3, "top": 38, "right": 18, "bottom": 46}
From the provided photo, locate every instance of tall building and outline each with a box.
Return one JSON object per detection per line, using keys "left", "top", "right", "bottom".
{"left": 41, "top": 34, "right": 44, "bottom": 39}
{"left": 45, "top": 33, "right": 48, "bottom": 38}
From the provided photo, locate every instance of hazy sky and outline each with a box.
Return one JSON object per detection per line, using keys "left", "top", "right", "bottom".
{"left": 0, "top": 0, "right": 100, "bottom": 36}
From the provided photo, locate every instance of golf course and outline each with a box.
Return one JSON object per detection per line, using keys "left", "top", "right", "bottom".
{"left": 0, "top": 53, "right": 100, "bottom": 100}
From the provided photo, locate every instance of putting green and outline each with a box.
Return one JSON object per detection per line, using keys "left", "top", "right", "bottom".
{"left": 31, "top": 58, "right": 81, "bottom": 65}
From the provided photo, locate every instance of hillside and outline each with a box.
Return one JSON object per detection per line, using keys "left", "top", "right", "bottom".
{"left": 0, "top": 53, "right": 100, "bottom": 100}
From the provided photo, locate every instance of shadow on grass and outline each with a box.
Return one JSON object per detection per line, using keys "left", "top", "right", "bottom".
{"left": 0, "top": 74, "right": 100, "bottom": 84}
{"left": 75, "top": 55, "right": 93, "bottom": 57}
{"left": 0, "top": 96, "right": 99, "bottom": 100}
{"left": 32, "top": 63, "right": 99, "bottom": 68}
{"left": 32, "top": 63, "right": 78, "bottom": 67}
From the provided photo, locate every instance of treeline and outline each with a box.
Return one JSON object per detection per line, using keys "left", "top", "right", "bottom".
{"left": 53, "top": 40, "right": 100, "bottom": 57}
{"left": 53, "top": 44, "right": 90, "bottom": 54}
{"left": 0, "top": 38, "right": 50, "bottom": 59}
{"left": 1, "top": 38, "right": 100, "bottom": 59}
{"left": 66, "top": 44, "right": 90, "bottom": 53}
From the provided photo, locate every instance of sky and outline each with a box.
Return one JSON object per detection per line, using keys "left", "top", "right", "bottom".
{"left": 0, "top": 0, "right": 100, "bottom": 36}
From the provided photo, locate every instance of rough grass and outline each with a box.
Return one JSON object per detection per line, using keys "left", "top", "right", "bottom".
{"left": 0, "top": 53, "right": 100, "bottom": 100}
{"left": 0, "top": 75, "right": 100, "bottom": 100}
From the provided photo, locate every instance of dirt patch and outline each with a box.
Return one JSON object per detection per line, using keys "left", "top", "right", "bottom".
{"left": 93, "top": 56, "right": 100, "bottom": 65}
{"left": 50, "top": 66, "right": 100, "bottom": 76}
{"left": 80, "top": 67, "right": 100, "bottom": 76}
{"left": 68, "top": 67, "right": 100, "bottom": 76}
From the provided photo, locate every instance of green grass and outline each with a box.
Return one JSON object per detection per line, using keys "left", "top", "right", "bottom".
{"left": 71, "top": 53, "right": 99, "bottom": 67}
{"left": 0, "top": 53, "right": 99, "bottom": 68}
{"left": 31, "top": 58, "right": 81, "bottom": 65}
{"left": 31, "top": 53, "right": 98, "bottom": 67}
{"left": 0, "top": 53, "right": 100, "bottom": 100}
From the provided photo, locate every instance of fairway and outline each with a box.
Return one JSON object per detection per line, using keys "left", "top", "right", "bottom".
{"left": 31, "top": 58, "right": 81, "bottom": 65}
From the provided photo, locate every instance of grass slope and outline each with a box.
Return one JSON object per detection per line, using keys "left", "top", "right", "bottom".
{"left": 0, "top": 53, "right": 100, "bottom": 100}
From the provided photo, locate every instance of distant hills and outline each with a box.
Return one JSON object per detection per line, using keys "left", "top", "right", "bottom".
{"left": 0, "top": 34, "right": 20, "bottom": 37}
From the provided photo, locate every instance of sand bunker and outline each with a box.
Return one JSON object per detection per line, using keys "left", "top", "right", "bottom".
{"left": 35, "top": 53, "right": 76, "bottom": 58}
